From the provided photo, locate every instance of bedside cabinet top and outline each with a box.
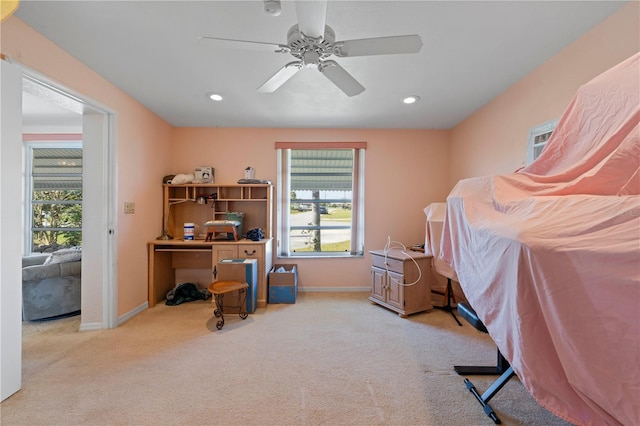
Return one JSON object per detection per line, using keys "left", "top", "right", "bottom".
{"left": 369, "top": 248, "right": 431, "bottom": 261}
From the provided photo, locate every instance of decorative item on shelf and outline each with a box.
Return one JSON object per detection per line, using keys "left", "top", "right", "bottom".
{"left": 245, "top": 166, "right": 255, "bottom": 180}
{"left": 194, "top": 166, "right": 214, "bottom": 183}
{"left": 170, "top": 173, "right": 194, "bottom": 184}
{"left": 239, "top": 167, "right": 270, "bottom": 184}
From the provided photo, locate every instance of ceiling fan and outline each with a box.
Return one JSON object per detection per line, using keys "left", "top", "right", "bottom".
{"left": 197, "top": 0, "right": 423, "bottom": 97}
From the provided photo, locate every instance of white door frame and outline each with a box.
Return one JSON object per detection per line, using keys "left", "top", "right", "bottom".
{"left": 1, "top": 57, "right": 117, "bottom": 402}
{"left": 21, "top": 69, "right": 118, "bottom": 331}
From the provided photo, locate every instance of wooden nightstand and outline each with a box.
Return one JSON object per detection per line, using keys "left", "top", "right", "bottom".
{"left": 369, "top": 248, "right": 433, "bottom": 317}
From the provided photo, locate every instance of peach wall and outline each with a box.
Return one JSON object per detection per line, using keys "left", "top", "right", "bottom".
{"left": 1, "top": 17, "right": 173, "bottom": 317}
{"left": 171, "top": 128, "right": 451, "bottom": 289}
{"left": 449, "top": 2, "right": 640, "bottom": 186}
{"left": 3, "top": 0, "right": 636, "bottom": 318}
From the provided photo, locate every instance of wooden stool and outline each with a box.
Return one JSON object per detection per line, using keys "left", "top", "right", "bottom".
{"left": 205, "top": 224, "right": 239, "bottom": 241}
{"left": 208, "top": 280, "right": 249, "bottom": 330}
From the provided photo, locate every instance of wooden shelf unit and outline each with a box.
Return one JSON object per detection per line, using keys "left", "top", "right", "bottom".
{"left": 148, "top": 183, "right": 274, "bottom": 309}
{"left": 163, "top": 183, "right": 272, "bottom": 240}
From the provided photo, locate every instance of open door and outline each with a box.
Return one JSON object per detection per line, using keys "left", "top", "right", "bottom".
{"left": 1, "top": 58, "right": 24, "bottom": 401}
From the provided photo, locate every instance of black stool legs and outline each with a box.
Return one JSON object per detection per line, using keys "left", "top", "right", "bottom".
{"left": 454, "top": 349, "right": 510, "bottom": 375}
{"left": 433, "top": 278, "right": 462, "bottom": 326}
{"left": 464, "top": 366, "right": 516, "bottom": 424}
{"left": 454, "top": 301, "right": 516, "bottom": 424}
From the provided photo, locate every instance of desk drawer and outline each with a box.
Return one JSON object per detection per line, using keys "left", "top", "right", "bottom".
{"left": 371, "top": 253, "right": 403, "bottom": 273}
{"left": 239, "top": 244, "right": 263, "bottom": 259}
{"left": 239, "top": 244, "right": 264, "bottom": 279}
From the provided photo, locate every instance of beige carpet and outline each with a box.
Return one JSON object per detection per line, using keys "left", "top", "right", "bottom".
{"left": 3, "top": 292, "right": 571, "bottom": 426}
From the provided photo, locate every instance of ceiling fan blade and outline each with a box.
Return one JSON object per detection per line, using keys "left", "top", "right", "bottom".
{"left": 319, "top": 60, "right": 365, "bottom": 97}
{"left": 332, "top": 35, "right": 423, "bottom": 57}
{"left": 197, "top": 36, "right": 283, "bottom": 52}
{"left": 257, "top": 62, "right": 301, "bottom": 93}
{"left": 295, "top": 0, "right": 327, "bottom": 39}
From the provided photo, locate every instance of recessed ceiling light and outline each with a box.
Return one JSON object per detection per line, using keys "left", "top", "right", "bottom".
{"left": 263, "top": 0, "right": 282, "bottom": 16}
{"left": 403, "top": 96, "right": 420, "bottom": 104}
{"left": 207, "top": 93, "right": 223, "bottom": 101}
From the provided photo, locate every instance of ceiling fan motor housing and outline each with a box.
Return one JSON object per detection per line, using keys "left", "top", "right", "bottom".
{"left": 287, "top": 24, "right": 336, "bottom": 65}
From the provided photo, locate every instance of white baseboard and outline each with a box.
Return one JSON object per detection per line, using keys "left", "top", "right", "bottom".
{"left": 79, "top": 322, "right": 103, "bottom": 332}
{"left": 299, "top": 287, "right": 370, "bottom": 292}
{"left": 79, "top": 301, "right": 148, "bottom": 331}
{"left": 118, "top": 302, "right": 148, "bottom": 325}
{"left": 81, "top": 291, "right": 365, "bottom": 330}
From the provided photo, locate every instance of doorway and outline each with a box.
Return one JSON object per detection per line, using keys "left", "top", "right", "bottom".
{"left": 21, "top": 72, "right": 117, "bottom": 330}
{"left": 0, "top": 59, "right": 117, "bottom": 401}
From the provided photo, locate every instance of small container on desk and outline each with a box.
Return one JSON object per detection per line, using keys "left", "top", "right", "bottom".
{"left": 183, "top": 223, "right": 195, "bottom": 240}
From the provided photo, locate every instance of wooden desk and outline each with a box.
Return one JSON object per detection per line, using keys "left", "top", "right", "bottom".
{"left": 147, "top": 238, "right": 272, "bottom": 308}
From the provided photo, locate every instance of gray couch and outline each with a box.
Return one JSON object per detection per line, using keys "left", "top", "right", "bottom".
{"left": 22, "top": 251, "right": 81, "bottom": 321}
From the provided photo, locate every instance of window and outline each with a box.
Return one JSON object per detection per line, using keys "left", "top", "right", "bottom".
{"left": 24, "top": 141, "right": 83, "bottom": 254}
{"left": 276, "top": 142, "right": 365, "bottom": 257}
{"left": 527, "top": 120, "right": 557, "bottom": 165}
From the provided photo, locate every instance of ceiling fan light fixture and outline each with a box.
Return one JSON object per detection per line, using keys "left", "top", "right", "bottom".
{"left": 207, "top": 93, "right": 223, "bottom": 102}
{"left": 403, "top": 95, "right": 420, "bottom": 104}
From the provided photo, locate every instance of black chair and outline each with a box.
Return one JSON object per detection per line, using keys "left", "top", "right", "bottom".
{"left": 454, "top": 302, "right": 516, "bottom": 424}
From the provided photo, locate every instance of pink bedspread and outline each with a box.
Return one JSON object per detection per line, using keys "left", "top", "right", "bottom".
{"left": 441, "top": 53, "right": 639, "bottom": 426}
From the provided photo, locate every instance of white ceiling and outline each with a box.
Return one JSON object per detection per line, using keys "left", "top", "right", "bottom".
{"left": 16, "top": 1, "right": 626, "bottom": 129}
{"left": 22, "top": 91, "right": 83, "bottom": 132}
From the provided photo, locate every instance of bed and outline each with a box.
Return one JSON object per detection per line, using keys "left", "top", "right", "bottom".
{"left": 439, "top": 53, "right": 639, "bottom": 425}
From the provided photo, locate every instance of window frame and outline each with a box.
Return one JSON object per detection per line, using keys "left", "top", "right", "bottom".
{"left": 276, "top": 141, "right": 366, "bottom": 258}
{"left": 527, "top": 120, "right": 557, "bottom": 165}
{"left": 23, "top": 140, "right": 83, "bottom": 254}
